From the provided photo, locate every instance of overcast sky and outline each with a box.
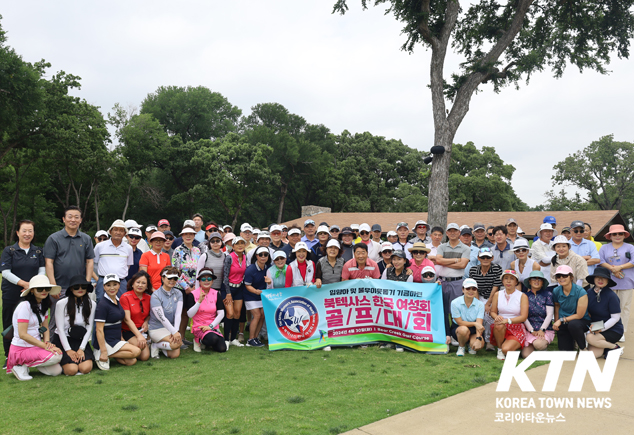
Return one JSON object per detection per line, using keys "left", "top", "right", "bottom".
{"left": 3, "top": 1, "right": 632, "bottom": 208}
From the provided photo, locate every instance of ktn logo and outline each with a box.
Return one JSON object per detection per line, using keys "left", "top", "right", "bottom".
{"left": 497, "top": 350, "right": 622, "bottom": 392}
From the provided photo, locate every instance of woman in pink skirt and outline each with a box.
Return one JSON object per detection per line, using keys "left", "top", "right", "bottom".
{"left": 7, "top": 275, "right": 63, "bottom": 381}
{"left": 490, "top": 269, "right": 529, "bottom": 360}
{"left": 186, "top": 268, "right": 227, "bottom": 353}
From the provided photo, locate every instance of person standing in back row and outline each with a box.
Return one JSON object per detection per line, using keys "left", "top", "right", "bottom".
{"left": 44, "top": 206, "right": 95, "bottom": 335}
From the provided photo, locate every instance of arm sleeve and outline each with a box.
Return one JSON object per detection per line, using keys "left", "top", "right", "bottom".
{"left": 2, "top": 269, "right": 21, "bottom": 285}
{"left": 539, "top": 305, "right": 554, "bottom": 331}
{"left": 223, "top": 255, "right": 232, "bottom": 289}
{"left": 173, "top": 301, "right": 183, "bottom": 334}
{"left": 81, "top": 301, "right": 97, "bottom": 350}
{"left": 604, "top": 313, "right": 621, "bottom": 331}
{"left": 186, "top": 293, "right": 200, "bottom": 318}
{"left": 151, "top": 305, "right": 179, "bottom": 335}
{"left": 196, "top": 253, "right": 207, "bottom": 278}
{"left": 381, "top": 269, "right": 388, "bottom": 280}
{"left": 55, "top": 299, "right": 72, "bottom": 351}
{"left": 211, "top": 310, "right": 224, "bottom": 329}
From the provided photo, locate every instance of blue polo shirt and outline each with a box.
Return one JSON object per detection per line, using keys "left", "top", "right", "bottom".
{"left": 464, "top": 245, "right": 480, "bottom": 279}
{"left": 553, "top": 283, "right": 590, "bottom": 320}
{"left": 451, "top": 296, "right": 485, "bottom": 322}
{"left": 301, "top": 236, "right": 319, "bottom": 250}
{"left": 492, "top": 241, "right": 514, "bottom": 271}
{"left": 586, "top": 287, "right": 623, "bottom": 336}
{"left": 94, "top": 293, "right": 125, "bottom": 349}
{"left": 570, "top": 238, "right": 600, "bottom": 274}
{"left": 244, "top": 263, "right": 268, "bottom": 302}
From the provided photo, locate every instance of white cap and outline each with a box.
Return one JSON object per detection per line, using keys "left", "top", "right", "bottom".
{"left": 103, "top": 274, "right": 120, "bottom": 285}
{"left": 180, "top": 227, "right": 197, "bottom": 235}
{"left": 257, "top": 231, "right": 271, "bottom": 240}
{"left": 517, "top": 226, "right": 525, "bottom": 234}
{"left": 317, "top": 225, "right": 330, "bottom": 234}
{"left": 232, "top": 236, "right": 247, "bottom": 245}
{"left": 293, "top": 242, "right": 309, "bottom": 252}
{"left": 145, "top": 225, "right": 158, "bottom": 232}
{"left": 350, "top": 224, "right": 360, "bottom": 230}
{"left": 288, "top": 228, "right": 302, "bottom": 236}
{"left": 387, "top": 230, "right": 397, "bottom": 237}
{"left": 381, "top": 242, "right": 393, "bottom": 252}
{"left": 459, "top": 224, "right": 470, "bottom": 230}
{"left": 108, "top": 219, "right": 128, "bottom": 235}
{"left": 95, "top": 230, "right": 109, "bottom": 238}
{"left": 183, "top": 219, "right": 195, "bottom": 228}
{"left": 446, "top": 223, "right": 460, "bottom": 231}
{"left": 272, "top": 250, "right": 287, "bottom": 260}
{"left": 421, "top": 266, "right": 436, "bottom": 277}
{"left": 128, "top": 228, "right": 142, "bottom": 237}
{"left": 241, "top": 223, "right": 253, "bottom": 232}
{"left": 463, "top": 278, "right": 478, "bottom": 288}
{"left": 552, "top": 235, "right": 571, "bottom": 246}
{"left": 270, "top": 224, "right": 283, "bottom": 233}
{"left": 512, "top": 238, "right": 530, "bottom": 250}
{"left": 124, "top": 219, "right": 141, "bottom": 229}
{"left": 359, "top": 223, "right": 371, "bottom": 233}
{"left": 326, "top": 239, "right": 341, "bottom": 249}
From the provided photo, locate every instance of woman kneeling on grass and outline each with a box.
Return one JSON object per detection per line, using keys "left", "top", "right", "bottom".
{"left": 450, "top": 278, "right": 485, "bottom": 356}
{"left": 7, "top": 275, "right": 63, "bottom": 381}
{"left": 521, "top": 271, "right": 555, "bottom": 358}
{"left": 585, "top": 267, "right": 624, "bottom": 358}
{"left": 490, "top": 270, "right": 529, "bottom": 360}
{"left": 148, "top": 266, "right": 183, "bottom": 359}
{"left": 94, "top": 274, "right": 141, "bottom": 370}
{"left": 552, "top": 265, "right": 591, "bottom": 351}
{"left": 120, "top": 271, "right": 152, "bottom": 362}
{"left": 186, "top": 268, "right": 227, "bottom": 353}
{"left": 54, "top": 275, "right": 96, "bottom": 376}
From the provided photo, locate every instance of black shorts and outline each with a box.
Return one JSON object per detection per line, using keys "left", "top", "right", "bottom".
{"left": 122, "top": 329, "right": 136, "bottom": 341}
{"left": 229, "top": 283, "right": 244, "bottom": 301}
{"left": 450, "top": 324, "right": 477, "bottom": 340}
{"left": 599, "top": 328, "right": 622, "bottom": 344}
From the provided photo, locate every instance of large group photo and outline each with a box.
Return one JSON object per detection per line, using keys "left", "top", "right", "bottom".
{"left": 2, "top": 1, "right": 634, "bottom": 434}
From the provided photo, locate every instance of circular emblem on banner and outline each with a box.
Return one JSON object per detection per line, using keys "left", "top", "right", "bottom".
{"left": 274, "top": 297, "right": 319, "bottom": 342}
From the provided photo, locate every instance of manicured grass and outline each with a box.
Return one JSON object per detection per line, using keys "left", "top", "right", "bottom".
{"left": 2, "top": 335, "right": 514, "bottom": 435}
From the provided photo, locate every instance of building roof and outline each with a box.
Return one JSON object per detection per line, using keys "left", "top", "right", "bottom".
{"left": 282, "top": 210, "right": 630, "bottom": 242}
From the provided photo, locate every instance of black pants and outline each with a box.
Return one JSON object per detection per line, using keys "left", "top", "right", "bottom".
{"left": 557, "top": 319, "right": 590, "bottom": 350}
{"left": 201, "top": 332, "right": 227, "bottom": 352}
{"left": 2, "top": 300, "right": 19, "bottom": 359}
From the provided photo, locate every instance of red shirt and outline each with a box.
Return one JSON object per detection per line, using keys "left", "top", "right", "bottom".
{"left": 285, "top": 261, "right": 316, "bottom": 287}
{"left": 139, "top": 250, "right": 171, "bottom": 290}
{"left": 341, "top": 258, "right": 380, "bottom": 280}
{"left": 120, "top": 291, "right": 150, "bottom": 331}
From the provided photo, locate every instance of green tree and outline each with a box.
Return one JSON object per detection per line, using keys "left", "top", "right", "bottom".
{"left": 552, "top": 135, "right": 634, "bottom": 222}
{"left": 447, "top": 142, "right": 526, "bottom": 211}
{"left": 334, "top": 1, "right": 634, "bottom": 229}
{"left": 141, "top": 85, "right": 242, "bottom": 143}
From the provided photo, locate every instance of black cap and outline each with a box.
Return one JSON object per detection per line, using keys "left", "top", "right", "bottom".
{"left": 372, "top": 224, "right": 382, "bottom": 232}
{"left": 570, "top": 220, "right": 585, "bottom": 229}
{"left": 460, "top": 228, "right": 473, "bottom": 236}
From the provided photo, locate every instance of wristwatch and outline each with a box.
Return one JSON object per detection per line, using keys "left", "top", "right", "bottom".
{"left": 507, "top": 318, "right": 512, "bottom": 325}
{"left": 476, "top": 336, "right": 483, "bottom": 341}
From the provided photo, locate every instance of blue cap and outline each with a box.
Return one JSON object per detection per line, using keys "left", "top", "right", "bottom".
{"left": 543, "top": 215, "right": 556, "bottom": 224}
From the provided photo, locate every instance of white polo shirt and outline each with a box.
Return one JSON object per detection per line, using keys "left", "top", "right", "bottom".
{"left": 94, "top": 239, "right": 134, "bottom": 279}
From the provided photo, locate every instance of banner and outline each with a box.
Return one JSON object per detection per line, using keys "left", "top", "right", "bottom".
{"left": 262, "top": 279, "right": 448, "bottom": 353}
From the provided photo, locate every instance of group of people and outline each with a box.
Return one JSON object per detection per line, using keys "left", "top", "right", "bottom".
{"left": 2, "top": 208, "right": 631, "bottom": 381}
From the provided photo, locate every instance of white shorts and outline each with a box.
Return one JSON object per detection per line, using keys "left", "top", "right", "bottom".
{"left": 149, "top": 328, "right": 171, "bottom": 343}
{"left": 245, "top": 300, "right": 263, "bottom": 310}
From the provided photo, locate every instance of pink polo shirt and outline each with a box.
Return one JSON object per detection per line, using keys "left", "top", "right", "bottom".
{"left": 408, "top": 259, "right": 436, "bottom": 283}
{"left": 341, "top": 258, "right": 380, "bottom": 280}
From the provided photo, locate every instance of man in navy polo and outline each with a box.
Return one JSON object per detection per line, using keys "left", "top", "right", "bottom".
{"left": 301, "top": 219, "right": 319, "bottom": 250}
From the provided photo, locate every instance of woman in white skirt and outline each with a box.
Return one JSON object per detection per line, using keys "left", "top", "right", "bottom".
{"left": 148, "top": 266, "right": 183, "bottom": 359}
{"left": 7, "top": 275, "right": 63, "bottom": 381}
{"left": 94, "top": 274, "right": 141, "bottom": 369}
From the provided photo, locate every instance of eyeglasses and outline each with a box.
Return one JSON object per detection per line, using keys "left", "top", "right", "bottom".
{"left": 411, "top": 250, "right": 426, "bottom": 255}
{"left": 165, "top": 237, "right": 174, "bottom": 241}
{"left": 257, "top": 252, "right": 270, "bottom": 257}
{"left": 514, "top": 249, "right": 528, "bottom": 253}
{"left": 33, "top": 287, "right": 51, "bottom": 293}
{"left": 129, "top": 236, "right": 141, "bottom": 240}
{"left": 359, "top": 231, "right": 369, "bottom": 236}
{"left": 200, "top": 277, "right": 213, "bottom": 282}
{"left": 572, "top": 230, "right": 584, "bottom": 234}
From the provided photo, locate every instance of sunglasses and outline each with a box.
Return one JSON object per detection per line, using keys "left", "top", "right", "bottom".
{"left": 487, "top": 233, "right": 493, "bottom": 236}
{"left": 382, "top": 250, "right": 393, "bottom": 254}
{"left": 555, "top": 274, "right": 571, "bottom": 280}
{"left": 71, "top": 285, "right": 88, "bottom": 290}
{"left": 612, "top": 232, "right": 625, "bottom": 236}
{"left": 97, "top": 237, "right": 108, "bottom": 241}
{"left": 165, "top": 237, "right": 174, "bottom": 241}
{"left": 572, "top": 229, "right": 584, "bottom": 234}
{"left": 210, "top": 239, "right": 222, "bottom": 243}
{"left": 129, "top": 236, "right": 142, "bottom": 240}
{"left": 257, "top": 252, "right": 270, "bottom": 257}
{"left": 464, "top": 287, "right": 478, "bottom": 291}
{"left": 330, "top": 229, "right": 340, "bottom": 233}
{"left": 200, "top": 277, "right": 213, "bottom": 282}
{"left": 33, "top": 287, "right": 51, "bottom": 293}
{"left": 411, "top": 250, "right": 426, "bottom": 255}
{"left": 274, "top": 257, "right": 286, "bottom": 261}
{"left": 164, "top": 275, "right": 179, "bottom": 281}
{"left": 514, "top": 249, "right": 528, "bottom": 253}
{"left": 422, "top": 273, "right": 435, "bottom": 278}
{"left": 359, "top": 231, "right": 369, "bottom": 236}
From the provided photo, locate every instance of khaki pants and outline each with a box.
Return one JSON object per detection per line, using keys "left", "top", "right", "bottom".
{"left": 614, "top": 289, "right": 633, "bottom": 333}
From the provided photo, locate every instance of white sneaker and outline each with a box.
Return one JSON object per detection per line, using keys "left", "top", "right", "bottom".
{"left": 12, "top": 364, "right": 32, "bottom": 381}
{"left": 497, "top": 348, "right": 505, "bottom": 360}
{"left": 379, "top": 343, "right": 393, "bottom": 349}
{"left": 468, "top": 346, "right": 477, "bottom": 355}
{"left": 96, "top": 359, "right": 110, "bottom": 371}
{"left": 619, "top": 335, "right": 625, "bottom": 342}
{"left": 225, "top": 340, "right": 230, "bottom": 350}
{"left": 451, "top": 338, "right": 459, "bottom": 347}
{"left": 150, "top": 345, "right": 160, "bottom": 359}
{"left": 395, "top": 346, "right": 404, "bottom": 352}
{"left": 322, "top": 346, "right": 331, "bottom": 351}
{"left": 456, "top": 346, "right": 465, "bottom": 357}
{"left": 193, "top": 340, "right": 202, "bottom": 352}
{"left": 230, "top": 339, "right": 244, "bottom": 347}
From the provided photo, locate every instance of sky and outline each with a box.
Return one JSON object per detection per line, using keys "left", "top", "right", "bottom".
{"left": 2, "top": 1, "right": 633, "bottom": 208}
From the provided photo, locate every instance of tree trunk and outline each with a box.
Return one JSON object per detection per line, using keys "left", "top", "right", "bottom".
{"left": 427, "top": 132, "right": 455, "bottom": 231}
{"left": 122, "top": 178, "right": 133, "bottom": 221}
{"left": 94, "top": 185, "right": 100, "bottom": 230}
{"left": 277, "top": 183, "right": 288, "bottom": 224}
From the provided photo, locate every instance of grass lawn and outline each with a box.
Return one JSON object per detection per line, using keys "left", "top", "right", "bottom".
{"left": 1, "top": 330, "right": 515, "bottom": 435}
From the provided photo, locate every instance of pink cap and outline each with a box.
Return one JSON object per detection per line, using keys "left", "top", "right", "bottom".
{"left": 555, "top": 265, "right": 574, "bottom": 276}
